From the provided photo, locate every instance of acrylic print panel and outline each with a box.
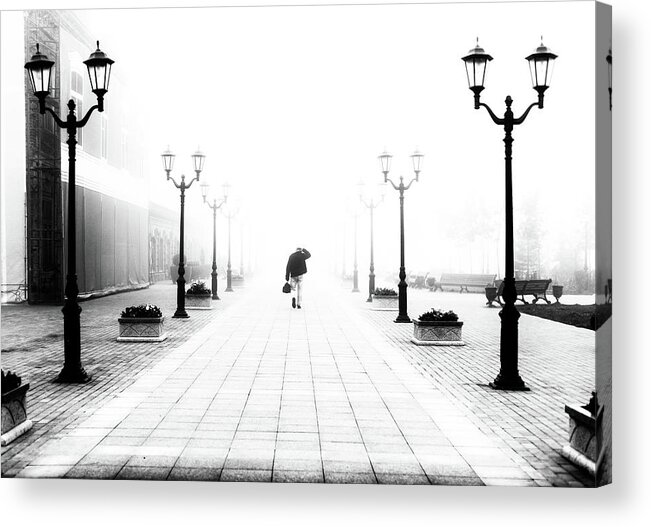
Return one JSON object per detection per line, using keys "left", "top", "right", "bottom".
{"left": 0, "top": 1, "right": 611, "bottom": 487}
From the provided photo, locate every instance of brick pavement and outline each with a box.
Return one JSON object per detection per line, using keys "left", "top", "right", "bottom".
{"left": 360, "top": 288, "right": 595, "bottom": 487}
{"left": 1, "top": 282, "right": 247, "bottom": 476}
{"left": 1, "top": 279, "right": 594, "bottom": 486}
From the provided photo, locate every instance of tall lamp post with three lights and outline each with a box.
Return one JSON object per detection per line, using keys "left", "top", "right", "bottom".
{"left": 25, "top": 41, "right": 114, "bottom": 383}
{"left": 162, "top": 147, "right": 206, "bottom": 318}
{"left": 378, "top": 150, "right": 424, "bottom": 323}
{"left": 200, "top": 182, "right": 228, "bottom": 300}
{"left": 462, "top": 37, "right": 557, "bottom": 390}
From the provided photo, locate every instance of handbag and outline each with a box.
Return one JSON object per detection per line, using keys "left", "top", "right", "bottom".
{"left": 282, "top": 281, "right": 291, "bottom": 294}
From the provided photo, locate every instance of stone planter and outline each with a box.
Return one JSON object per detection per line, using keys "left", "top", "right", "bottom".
{"left": 485, "top": 286, "right": 498, "bottom": 307}
{"left": 411, "top": 320, "right": 465, "bottom": 346}
{"left": 117, "top": 316, "right": 167, "bottom": 342}
{"left": 185, "top": 293, "right": 213, "bottom": 310}
{"left": 370, "top": 294, "right": 398, "bottom": 311}
{"left": 561, "top": 398, "right": 602, "bottom": 477}
{"left": 1, "top": 383, "right": 33, "bottom": 446}
{"left": 552, "top": 284, "right": 564, "bottom": 304}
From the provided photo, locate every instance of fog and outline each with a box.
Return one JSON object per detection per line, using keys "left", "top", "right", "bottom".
{"left": 23, "top": 2, "right": 598, "bottom": 287}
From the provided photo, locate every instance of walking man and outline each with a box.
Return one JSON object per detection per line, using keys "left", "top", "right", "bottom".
{"left": 285, "top": 247, "right": 311, "bottom": 309}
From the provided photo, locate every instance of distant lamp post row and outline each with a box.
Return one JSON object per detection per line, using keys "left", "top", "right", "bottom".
{"left": 25, "top": 41, "right": 114, "bottom": 384}
{"left": 462, "top": 37, "right": 557, "bottom": 391}
{"left": 162, "top": 147, "right": 206, "bottom": 318}
{"left": 359, "top": 185, "right": 385, "bottom": 302}
{"left": 200, "top": 183, "right": 228, "bottom": 300}
{"left": 379, "top": 149, "right": 424, "bottom": 323}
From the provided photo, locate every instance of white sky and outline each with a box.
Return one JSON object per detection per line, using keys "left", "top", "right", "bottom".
{"left": 11, "top": 1, "right": 599, "bottom": 281}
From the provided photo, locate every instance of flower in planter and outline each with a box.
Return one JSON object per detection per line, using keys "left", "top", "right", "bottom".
{"left": 374, "top": 287, "right": 398, "bottom": 296}
{"left": 1, "top": 369, "right": 22, "bottom": 394}
{"left": 186, "top": 281, "right": 211, "bottom": 295}
{"left": 418, "top": 308, "right": 459, "bottom": 322}
{"left": 120, "top": 304, "right": 163, "bottom": 318}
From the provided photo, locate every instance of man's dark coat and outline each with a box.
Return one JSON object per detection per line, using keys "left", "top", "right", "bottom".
{"left": 285, "top": 249, "right": 311, "bottom": 281}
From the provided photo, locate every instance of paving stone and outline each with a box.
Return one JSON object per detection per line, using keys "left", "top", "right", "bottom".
{"left": 167, "top": 467, "right": 222, "bottom": 481}
{"left": 324, "top": 471, "right": 378, "bottom": 484}
{"left": 272, "top": 470, "right": 325, "bottom": 483}
{"left": 64, "top": 464, "right": 124, "bottom": 479}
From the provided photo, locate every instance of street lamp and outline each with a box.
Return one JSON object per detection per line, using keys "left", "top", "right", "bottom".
{"left": 606, "top": 47, "right": 612, "bottom": 111}
{"left": 25, "top": 41, "right": 114, "bottom": 384}
{"left": 379, "top": 149, "right": 423, "bottom": 322}
{"left": 351, "top": 209, "right": 360, "bottom": 293}
{"left": 462, "top": 37, "right": 557, "bottom": 390}
{"left": 222, "top": 202, "right": 238, "bottom": 293}
{"left": 359, "top": 182, "right": 385, "bottom": 302}
{"left": 163, "top": 146, "right": 206, "bottom": 318}
{"left": 200, "top": 182, "right": 228, "bottom": 300}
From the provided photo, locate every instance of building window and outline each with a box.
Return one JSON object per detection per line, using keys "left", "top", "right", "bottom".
{"left": 40, "top": 111, "right": 54, "bottom": 133}
{"left": 70, "top": 71, "right": 84, "bottom": 96}
{"left": 101, "top": 115, "right": 108, "bottom": 159}
{"left": 71, "top": 96, "right": 83, "bottom": 147}
{"left": 70, "top": 70, "right": 84, "bottom": 148}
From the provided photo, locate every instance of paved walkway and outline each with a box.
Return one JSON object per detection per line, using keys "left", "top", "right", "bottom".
{"left": 1, "top": 278, "right": 594, "bottom": 486}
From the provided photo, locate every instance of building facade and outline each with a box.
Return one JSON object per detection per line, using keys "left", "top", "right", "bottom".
{"left": 1, "top": 10, "right": 150, "bottom": 304}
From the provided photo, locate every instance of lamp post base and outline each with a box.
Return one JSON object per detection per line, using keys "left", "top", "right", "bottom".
{"left": 489, "top": 374, "right": 530, "bottom": 391}
{"left": 394, "top": 314, "right": 411, "bottom": 323}
{"left": 211, "top": 272, "right": 220, "bottom": 300}
{"left": 55, "top": 365, "right": 91, "bottom": 384}
{"left": 173, "top": 310, "right": 189, "bottom": 319}
{"left": 352, "top": 288, "right": 360, "bottom": 293}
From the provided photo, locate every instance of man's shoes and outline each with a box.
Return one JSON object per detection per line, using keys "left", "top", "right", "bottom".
{"left": 297, "top": 305, "right": 302, "bottom": 309}
{"left": 292, "top": 297, "right": 296, "bottom": 308}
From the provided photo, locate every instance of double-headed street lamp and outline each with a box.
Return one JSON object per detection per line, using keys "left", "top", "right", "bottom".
{"left": 200, "top": 182, "right": 228, "bottom": 300}
{"left": 162, "top": 147, "right": 206, "bottom": 318}
{"left": 359, "top": 184, "right": 385, "bottom": 303}
{"left": 462, "top": 38, "right": 557, "bottom": 390}
{"left": 379, "top": 150, "right": 424, "bottom": 323}
{"left": 25, "top": 41, "right": 114, "bottom": 384}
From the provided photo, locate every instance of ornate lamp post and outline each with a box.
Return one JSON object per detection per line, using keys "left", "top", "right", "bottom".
{"left": 200, "top": 182, "right": 228, "bottom": 300}
{"left": 462, "top": 38, "right": 557, "bottom": 390}
{"left": 351, "top": 210, "right": 360, "bottom": 293}
{"left": 239, "top": 222, "right": 245, "bottom": 278}
{"left": 25, "top": 41, "right": 114, "bottom": 384}
{"left": 379, "top": 149, "right": 424, "bottom": 323}
{"left": 162, "top": 147, "right": 206, "bottom": 318}
{"left": 222, "top": 204, "right": 238, "bottom": 292}
{"left": 359, "top": 184, "right": 385, "bottom": 302}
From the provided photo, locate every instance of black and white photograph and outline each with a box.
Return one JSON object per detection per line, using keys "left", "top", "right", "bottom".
{"left": 0, "top": 0, "right": 624, "bottom": 516}
{"left": 0, "top": 0, "right": 612, "bottom": 490}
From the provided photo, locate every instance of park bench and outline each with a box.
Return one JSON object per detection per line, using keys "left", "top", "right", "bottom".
{"left": 437, "top": 273, "right": 496, "bottom": 293}
{"left": 495, "top": 278, "right": 552, "bottom": 305}
{"left": 408, "top": 272, "right": 429, "bottom": 289}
